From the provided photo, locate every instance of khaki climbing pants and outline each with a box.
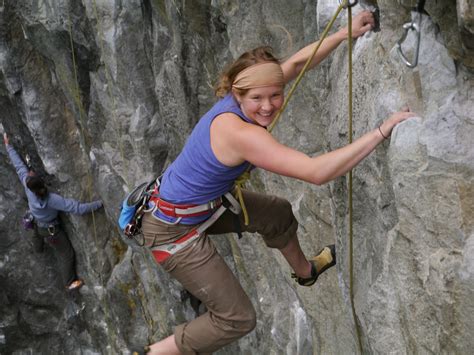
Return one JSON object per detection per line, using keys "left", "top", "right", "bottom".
{"left": 142, "top": 189, "right": 298, "bottom": 354}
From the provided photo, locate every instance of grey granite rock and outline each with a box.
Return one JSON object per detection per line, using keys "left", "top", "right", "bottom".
{"left": 0, "top": 0, "right": 472, "bottom": 354}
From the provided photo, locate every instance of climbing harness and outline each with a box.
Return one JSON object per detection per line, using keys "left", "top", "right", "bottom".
{"left": 396, "top": 0, "right": 425, "bottom": 68}
{"left": 149, "top": 183, "right": 241, "bottom": 264}
{"left": 149, "top": 182, "right": 225, "bottom": 220}
{"left": 147, "top": 178, "right": 240, "bottom": 223}
{"left": 119, "top": 175, "right": 242, "bottom": 256}
{"left": 44, "top": 224, "right": 60, "bottom": 244}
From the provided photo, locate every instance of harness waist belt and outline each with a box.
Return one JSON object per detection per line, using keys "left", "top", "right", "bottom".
{"left": 149, "top": 184, "right": 223, "bottom": 218}
{"left": 36, "top": 219, "right": 60, "bottom": 228}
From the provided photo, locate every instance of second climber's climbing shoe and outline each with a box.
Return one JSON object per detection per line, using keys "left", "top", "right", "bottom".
{"left": 66, "top": 279, "right": 84, "bottom": 292}
{"left": 291, "top": 244, "right": 336, "bottom": 286}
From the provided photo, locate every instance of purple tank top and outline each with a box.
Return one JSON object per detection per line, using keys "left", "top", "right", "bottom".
{"left": 157, "top": 94, "right": 253, "bottom": 224}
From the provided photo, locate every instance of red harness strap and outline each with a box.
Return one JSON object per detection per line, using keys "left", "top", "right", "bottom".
{"left": 149, "top": 184, "right": 222, "bottom": 218}
{"left": 151, "top": 229, "right": 200, "bottom": 263}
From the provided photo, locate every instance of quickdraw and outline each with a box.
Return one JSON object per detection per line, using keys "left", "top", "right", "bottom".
{"left": 396, "top": 0, "right": 426, "bottom": 68}
{"left": 339, "top": 0, "right": 358, "bottom": 8}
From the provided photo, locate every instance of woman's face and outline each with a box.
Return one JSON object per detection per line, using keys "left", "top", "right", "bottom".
{"left": 235, "top": 85, "right": 284, "bottom": 127}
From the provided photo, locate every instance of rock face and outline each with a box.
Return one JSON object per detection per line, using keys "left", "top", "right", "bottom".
{"left": 0, "top": 0, "right": 473, "bottom": 354}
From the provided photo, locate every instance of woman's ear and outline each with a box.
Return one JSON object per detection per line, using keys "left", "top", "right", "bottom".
{"left": 232, "top": 89, "right": 242, "bottom": 105}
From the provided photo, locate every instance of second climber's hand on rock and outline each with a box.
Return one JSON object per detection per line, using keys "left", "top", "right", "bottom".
{"left": 3, "top": 133, "right": 9, "bottom": 146}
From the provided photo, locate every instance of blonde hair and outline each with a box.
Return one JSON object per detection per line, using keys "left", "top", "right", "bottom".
{"left": 214, "top": 46, "right": 280, "bottom": 98}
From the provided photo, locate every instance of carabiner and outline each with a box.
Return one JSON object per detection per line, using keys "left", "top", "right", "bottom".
{"left": 47, "top": 224, "right": 56, "bottom": 236}
{"left": 339, "top": 0, "right": 358, "bottom": 8}
{"left": 396, "top": 12, "right": 421, "bottom": 68}
{"left": 25, "top": 154, "right": 32, "bottom": 169}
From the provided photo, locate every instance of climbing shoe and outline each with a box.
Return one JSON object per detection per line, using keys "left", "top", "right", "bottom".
{"left": 291, "top": 244, "right": 336, "bottom": 286}
{"left": 129, "top": 345, "right": 151, "bottom": 355}
{"left": 66, "top": 279, "right": 84, "bottom": 292}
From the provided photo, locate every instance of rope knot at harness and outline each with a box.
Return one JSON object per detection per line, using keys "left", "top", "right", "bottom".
{"left": 234, "top": 171, "right": 251, "bottom": 226}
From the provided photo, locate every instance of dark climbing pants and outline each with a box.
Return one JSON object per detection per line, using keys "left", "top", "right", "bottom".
{"left": 34, "top": 224, "right": 77, "bottom": 286}
{"left": 142, "top": 189, "right": 298, "bottom": 354}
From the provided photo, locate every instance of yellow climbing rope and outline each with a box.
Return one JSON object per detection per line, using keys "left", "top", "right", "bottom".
{"left": 234, "top": 172, "right": 251, "bottom": 226}
{"left": 346, "top": 5, "right": 363, "bottom": 354}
